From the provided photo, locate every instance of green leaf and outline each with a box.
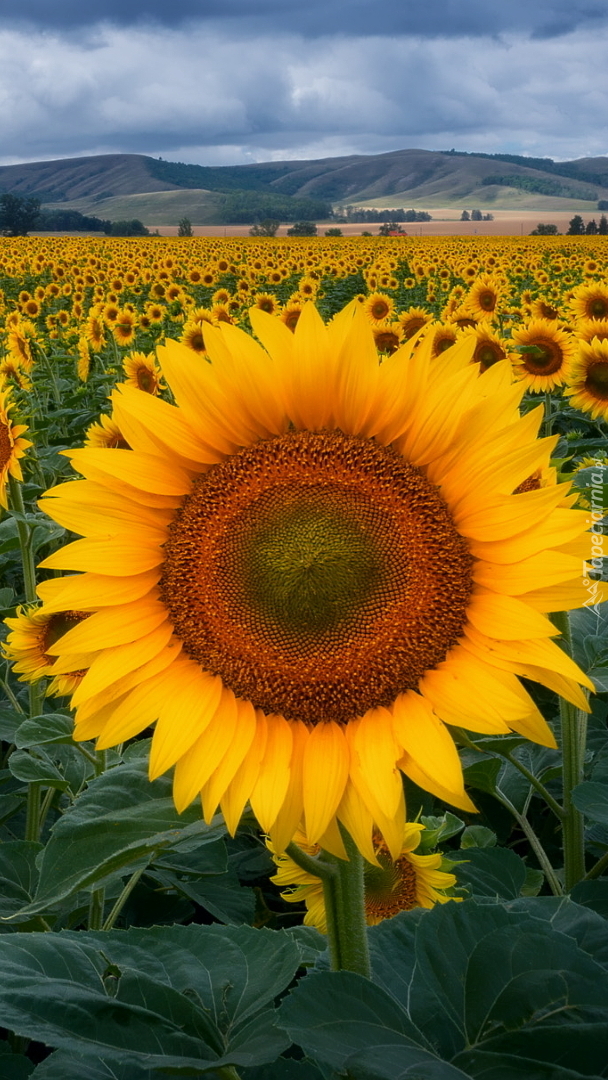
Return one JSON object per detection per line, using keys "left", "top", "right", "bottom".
{"left": 0, "top": 1045, "right": 34, "bottom": 1080}
{"left": 244, "top": 1061, "right": 326, "bottom": 1080}
{"left": 454, "top": 847, "right": 528, "bottom": 899}
{"left": 31, "top": 1051, "right": 155, "bottom": 1079}
{"left": 8, "top": 749, "right": 70, "bottom": 791}
{"left": 0, "top": 924, "right": 299, "bottom": 1072}
{"left": 343, "top": 1044, "right": 471, "bottom": 1079}
{"left": 15, "top": 714, "right": 75, "bottom": 748}
{"left": 571, "top": 880, "right": 608, "bottom": 919}
{"left": 572, "top": 781, "right": 608, "bottom": 824}
{"left": 0, "top": 841, "right": 42, "bottom": 920}
{"left": 454, "top": 1049, "right": 605, "bottom": 1079}
{"left": 15, "top": 757, "right": 226, "bottom": 916}
{"left": 278, "top": 970, "right": 434, "bottom": 1071}
{"left": 460, "top": 826, "right": 497, "bottom": 849}
{"left": 521, "top": 868, "right": 545, "bottom": 897}
{"left": 463, "top": 757, "right": 502, "bottom": 795}
{"left": 0, "top": 706, "right": 26, "bottom": 743}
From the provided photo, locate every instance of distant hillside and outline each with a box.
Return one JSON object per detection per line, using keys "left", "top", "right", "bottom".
{"left": 1, "top": 148, "right": 607, "bottom": 223}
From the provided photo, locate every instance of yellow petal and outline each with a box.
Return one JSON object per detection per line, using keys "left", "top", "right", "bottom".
{"left": 200, "top": 699, "right": 257, "bottom": 823}
{"left": 352, "top": 707, "right": 402, "bottom": 818}
{"left": 466, "top": 591, "right": 559, "bottom": 639}
{"left": 45, "top": 600, "right": 169, "bottom": 655}
{"left": 399, "top": 753, "right": 478, "bottom": 814}
{"left": 37, "top": 570, "right": 160, "bottom": 612}
{"left": 220, "top": 711, "right": 268, "bottom": 835}
{"left": 302, "top": 721, "right": 349, "bottom": 843}
{"left": 392, "top": 691, "right": 465, "bottom": 796}
{"left": 250, "top": 714, "right": 293, "bottom": 832}
{"left": 173, "top": 688, "right": 239, "bottom": 811}
{"left": 39, "top": 537, "right": 164, "bottom": 575}
{"left": 71, "top": 623, "right": 176, "bottom": 707}
{"left": 267, "top": 720, "right": 309, "bottom": 853}
{"left": 148, "top": 666, "right": 223, "bottom": 779}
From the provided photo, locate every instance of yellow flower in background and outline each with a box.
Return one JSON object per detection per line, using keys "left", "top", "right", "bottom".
{"left": 122, "top": 351, "right": 164, "bottom": 395}
{"left": 565, "top": 337, "right": 608, "bottom": 421}
{"left": 270, "top": 824, "right": 459, "bottom": 933}
{"left": 2, "top": 606, "right": 89, "bottom": 698}
{"left": 33, "top": 299, "right": 599, "bottom": 861}
{"left": 569, "top": 282, "right": 608, "bottom": 322}
{"left": 83, "top": 413, "right": 130, "bottom": 450}
{"left": 511, "top": 318, "right": 577, "bottom": 392}
{"left": 0, "top": 386, "right": 31, "bottom": 509}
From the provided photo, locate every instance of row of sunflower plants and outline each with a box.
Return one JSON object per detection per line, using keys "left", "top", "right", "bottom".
{"left": 0, "top": 235, "right": 607, "bottom": 1080}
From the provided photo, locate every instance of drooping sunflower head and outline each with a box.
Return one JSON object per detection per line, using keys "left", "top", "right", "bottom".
{"left": 2, "top": 605, "right": 89, "bottom": 697}
{"left": 565, "top": 337, "right": 608, "bottom": 421}
{"left": 510, "top": 318, "right": 577, "bottom": 391}
{"left": 37, "top": 300, "right": 597, "bottom": 860}
{"left": 269, "top": 823, "right": 459, "bottom": 933}
{"left": 0, "top": 385, "right": 31, "bottom": 509}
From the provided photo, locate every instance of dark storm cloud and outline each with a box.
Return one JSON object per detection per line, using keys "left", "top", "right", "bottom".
{"left": 4, "top": 0, "right": 608, "bottom": 37}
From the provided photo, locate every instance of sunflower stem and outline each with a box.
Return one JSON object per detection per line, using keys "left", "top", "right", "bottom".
{"left": 542, "top": 392, "right": 554, "bottom": 436}
{"left": 285, "top": 842, "right": 337, "bottom": 885}
{"left": 584, "top": 850, "right": 608, "bottom": 881}
{"left": 8, "top": 475, "right": 38, "bottom": 606}
{"left": 551, "top": 609, "right": 588, "bottom": 890}
{"left": 88, "top": 888, "right": 105, "bottom": 931}
{"left": 102, "top": 867, "right": 145, "bottom": 931}
{"left": 25, "top": 782, "right": 41, "bottom": 844}
{"left": 320, "top": 827, "right": 371, "bottom": 978}
{"left": 503, "top": 752, "right": 566, "bottom": 821}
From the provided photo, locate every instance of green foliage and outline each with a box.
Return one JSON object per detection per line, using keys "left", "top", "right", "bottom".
{"left": 177, "top": 217, "right": 193, "bottom": 236}
{"left": 530, "top": 223, "right": 559, "bottom": 234}
{"left": 568, "top": 214, "right": 586, "bottom": 235}
{"left": 105, "top": 219, "right": 149, "bottom": 236}
{"left": 482, "top": 173, "right": 597, "bottom": 198}
{"left": 0, "top": 194, "right": 41, "bottom": 236}
{"left": 250, "top": 218, "right": 280, "bottom": 236}
{"left": 286, "top": 221, "right": 318, "bottom": 236}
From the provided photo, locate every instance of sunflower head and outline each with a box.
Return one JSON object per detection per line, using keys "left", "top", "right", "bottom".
{"left": 0, "top": 385, "right": 31, "bottom": 509}
{"left": 2, "top": 605, "right": 89, "bottom": 697}
{"left": 565, "top": 337, "right": 608, "bottom": 421}
{"left": 37, "top": 300, "right": 595, "bottom": 860}
{"left": 511, "top": 318, "right": 577, "bottom": 391}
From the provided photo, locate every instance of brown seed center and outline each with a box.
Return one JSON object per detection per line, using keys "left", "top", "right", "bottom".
{"left": 160, "top": 430, "right": 473, "bottom": 724}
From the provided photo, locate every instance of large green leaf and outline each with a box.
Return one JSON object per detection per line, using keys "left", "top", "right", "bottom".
{"left": 0, "top": 924, "right": 300, "bottom": 1073}
{"left": 454, "top": 1050, "right": 605, "bottom": 1079}
{"left": 572, "top": 781, "right": 608, "bottom": 824}
{"left": 278, "top": 970, "right": 441, "bottom": 1071}
{"left": 15, "top": 713, "right": 75, "bottom": 748}
{"left": 0, "top": 841, "right": 42, "bottom": 922}
{"left": 0, "top": 1045, "right": 33, "bottom": 1080}
{"left": 31, "top": 1052, "right": 155, "bottom": 1080}
{"left": 14, "top": 756, "right": 225, "bottom": 916}
{"left": 343, "top": 1044, "right": 471, "bottom": 1080}
{"left": 454, "top": 846, "right": 528, "bottom": 899}
{"left": 571, "top": 880, "right": 608, "bottom": 919}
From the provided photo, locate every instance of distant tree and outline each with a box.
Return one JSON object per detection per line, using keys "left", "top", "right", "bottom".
{"left": 599, "top": 215, "right": 608, "bottom": 235}
{"left": 361, "top": 231, "right": 373, "bottom": 236}
{"left": 286, "top": 221, "right": 317, "bottom": 236}
{"left": 177, "top": 217, "right": 193, "bottom": 236}
{"left": 378, "top": 222, "right": 395, "bottom": 236}
{"left": 471, "top": 209, "right": 483, "bottom": 221}
{"left": 0, "top": 193, "right": 41, "bottom": 236}
{"left": 530, "top": 223, "right": 559, "bottom": 235}
{"left": 460, "top": 210, "right": 470, "bottom": 221}
{"left": 567, "top": 215, "right": 585, "bottom": 235}
{"left": 324, "top": 227, "right": 343, "bottom": 236}
{"left": 249, "top": 218, "right": 280, "bottom": 236}
{"left": 105, "top": 219, "right": 149, "bottom": 236}
{"left": 482, "top": 213, "right": 494, "bottom": 220}
{"left": 598, "top": 200, "right": 608, "bottom": 211}
{"left": 586, "top": 219, "right": 598, "bottom": 234}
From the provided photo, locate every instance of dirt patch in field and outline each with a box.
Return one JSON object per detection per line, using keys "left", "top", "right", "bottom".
{"left": 154, "top": 210, "right": 598, "bottom": 239}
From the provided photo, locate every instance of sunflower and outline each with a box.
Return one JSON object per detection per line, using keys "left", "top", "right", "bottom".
{"left": 37, "top": 301, "right": 597, "bottom": 860}
{"left": 122, "top": 352, "right": 164, "bottom": 395}
{"left": 397, "top": 306, "right": 433, "bottom": 341}
{"left": 462, "top": 324, "right": 510, "bottom": 373}
{"left": 270, "top": 824, "right": 459, "bottom": 933}
{"left": 569, "top": 282, "right": 608, "bottom": 322}
{"left": 113, "top": 310, "right": 138, "bottom": 347}
{"left": 372, "top": 321, "right": 403, "bottom": 355}
{"left": 574, "top": 318, "right": 608, "bottom": 344}
{"left": 565, "top": 337, "right": 608, "bottom": 421}
{"left": 2, "top": 606, "right": 89, "bottom": 697}
{"left": 84, "top": 312, "right": 106, "bottom": 352}
{"left": 511, "top": 318, "right": 577, "bottom": 392}
{"left": 0, "top": 386, "right": 31, "bottom": 509}
{"left": 465, "top": 274, "right": 503, "bottom": 320}
{"left": 430, "top": 324, "right": 459, "bottom": 357}
{"left": 84, "top": 413, "right": 131, "bottom": 450}
{"left": 362, "top": 292, "right": 396, "bottom": 326}
{"left": 0, "top": 358, "right": 32, "bottom": 392}
{"left": 77, "top": 337, "right": 91, "bottom": 383}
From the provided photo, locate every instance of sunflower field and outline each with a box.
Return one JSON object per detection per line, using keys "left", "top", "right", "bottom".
{"left": 0, "top": 232, "right": 608, "bottom": 1080}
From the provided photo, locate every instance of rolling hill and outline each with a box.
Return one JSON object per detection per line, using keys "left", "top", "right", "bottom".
{"left": 1, "top": 148, "right": 607, "bottom": 225}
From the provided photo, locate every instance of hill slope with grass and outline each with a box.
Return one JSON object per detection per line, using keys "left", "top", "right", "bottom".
{"left": 1, "top": 149, "right": 607, "bottom": 223}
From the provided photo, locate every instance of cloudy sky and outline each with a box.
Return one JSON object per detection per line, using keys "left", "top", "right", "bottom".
{"left": 0, "top": 0, "right": 606, "bottom": 166}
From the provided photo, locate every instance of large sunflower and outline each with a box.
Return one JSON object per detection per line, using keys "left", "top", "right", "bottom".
{"left": 565, "top": 337, "right": 608, "bottom": 421}
{"left": 510, "top": 318, "right": 577, "bottom": 392}
{"left": 36, "top": 301, "right": 597, "bottom": 859}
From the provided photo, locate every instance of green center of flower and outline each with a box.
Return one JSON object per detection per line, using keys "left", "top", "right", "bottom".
{"left": 238, "top": 500, "right": 383, "bottom": 636}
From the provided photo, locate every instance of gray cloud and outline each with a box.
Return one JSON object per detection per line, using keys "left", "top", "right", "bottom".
{"left": 3, "top": 0, "right": 607, "bottom": 38}
{"left": 0, "top": 23, "right": 606, "bottom": 167}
